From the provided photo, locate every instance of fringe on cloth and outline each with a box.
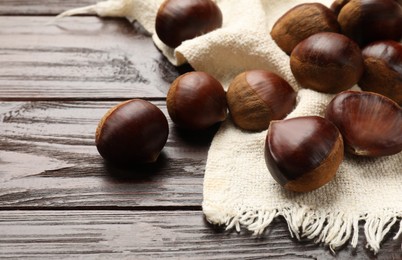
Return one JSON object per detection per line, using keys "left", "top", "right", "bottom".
{"left": 203, "top": 203, "right": 402, "bottom": 254}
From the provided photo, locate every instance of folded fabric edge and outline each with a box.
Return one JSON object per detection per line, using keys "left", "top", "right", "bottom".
{"left": 202, "top": 202, "right": 402, "bottom": 254}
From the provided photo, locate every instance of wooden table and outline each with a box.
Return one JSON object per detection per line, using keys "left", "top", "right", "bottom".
{"left": 1, "top": 1, "right": 400, "bottom": 259}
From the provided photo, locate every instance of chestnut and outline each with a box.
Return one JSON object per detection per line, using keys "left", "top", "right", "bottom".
{"left": 95, "top": 99, "right": 169, "bottom": 165}
{"left": 330, "top": 0, "right": 350, "bottom": 15}
{"left": 271, "top": 3, "right": 340, "bottom": 55}
{"left": 226, "top": 70, "right": 296, "bottom": 132}
{"left": 166, "top": 71, "right": 227, "bottom": 130}
{"left": 358, "top": 40, "right": 402, "bottom": 105}
{"left": 265, "top": 116, "right": 344, "bottom": 193}
{"left": 325, "top": 91, "right": 402, "bottom": 157}
{"left": 337, "top": 0, "right": 402, "bottom": 46}
{"left": 155, "top": 0, "right": 223, "bottom": 48}
{"left": 290, "top": 32, "right": 364, "bottom": 94}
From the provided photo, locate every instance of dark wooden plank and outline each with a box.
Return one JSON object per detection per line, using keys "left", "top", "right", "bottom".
{"left": 0, "top": 210, "right": 400, "bottom": 259}
{"left": 0, "top": 0, "right": 97, "bottom": 15}
{"left": 0, "top": 16, "right": 190, "bottom": 100}
{"left": 0, "top": 101, "right": 217, "bottom": 208}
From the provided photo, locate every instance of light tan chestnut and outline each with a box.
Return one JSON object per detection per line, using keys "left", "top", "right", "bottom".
{"left": 325, "top": 91, "right": 402, "bottom": 157}
{"left": 265, "top": 116, "right": 344, "bottom": 192}
{"left": 226, "top": 70, "right": 296, "bottom": 132}
{"left": 167, "top": 71, "right": 227, "bottom": 130}
{"left": 271, "top": 3, "right": 340, "bottom": 55}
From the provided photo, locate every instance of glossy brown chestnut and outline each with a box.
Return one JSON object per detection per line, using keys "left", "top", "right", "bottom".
{"left": 226, "top": 70, "right": 296, "bottom": 132}
{"left": 166, "top": 71, "right": 227, "bottom": 130}
{"left": 358, "top": 40, "right": 402, "bottom": 105}
{"left": 290, "top": 32, "right": 364, "bottom": 93}
{"left": 155, "top": 0, "right": 223, "bottom": 48}
{"left": 265, "top": 116, "right": 344, "bottom": 193}
{"left": 325, "top": 91, "right": 402, "bottom": 157}
{"left": 337, "top": 0, "right": 402, "bottom": 46}
{"left": 271, "top": 3, "right": 340, "bottom": 55}
{"left": 95, "top": 99, "right": 169, "bottom": 165}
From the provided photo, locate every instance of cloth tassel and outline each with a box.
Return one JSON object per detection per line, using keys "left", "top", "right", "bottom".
{"left": 206, "top": 204, "right": 402, "bottom": 254}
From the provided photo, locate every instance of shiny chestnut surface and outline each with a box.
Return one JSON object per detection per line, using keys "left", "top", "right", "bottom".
{"left": 155, "top": 0, "right": 223, "bottom": 48}
{"left": 290, "top": 32, "right": 364, "bottom": 93}
{"left": 166, "top": 71, "right": 227, "bottom": 130}
{"left": 325, "top": 91, "right": 402, "bottom": 157}
{"left": 265, "top": 116, "right": 344, "bottom": 192}
{"left": 227, "top": 70, "right": 296, "bottom": 131}
{"left": 271, "top": 3, "right": 340, "bottom": 55}
{"left": 358, "top": 41, "right": 402, "bottom": 105}
{"left": 96, "top": 99, "right": 169, "bottom": 165}
{"left": 337, "top": 0, "right": 402, "bottom": 46}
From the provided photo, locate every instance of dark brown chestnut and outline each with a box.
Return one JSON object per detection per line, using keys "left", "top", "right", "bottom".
{"left": 155, "top": 0, "right": 223, "bottom": 48}
{"left": 226, "top": 70, "right": 296, "bottom": 132}
{"left": 166, "top": 71, "right": 227, "bottom": 130}
{"left": 358, "top": 40, "right": 402, "bottom": 105}
{"left": 337, "top": 0, "right": 402, "bottom": 46}
{"left": 290, "top": 32, "right": 364, "bottom": 93}
{"left": 95, "top": 99, "right": 169, "bottom": 165}
{"left": 325, "top": 91, "right": 402, "bottom": 157}
{"left": 271, "top": 3, "right": 340, "bottom": 54}
{"left": 265, "top": 116, "right": 344, "bottom": 192}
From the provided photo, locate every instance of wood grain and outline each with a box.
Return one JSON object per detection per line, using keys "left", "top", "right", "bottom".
{"left": 1, "top": 210, "right": 400, "bottom": 259}
{"left": 0, "top": 16, "right": 191, "bottom": 100}
{"left": 0, "top": 0, "right": 98, "bottom": 15}
{"left": 0, "top": 101, "right": 217, "bottom": 208}
{"left": 1, "top": 2, "right": 401, "bottom": 258}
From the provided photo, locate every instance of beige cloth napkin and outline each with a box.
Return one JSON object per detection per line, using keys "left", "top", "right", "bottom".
{"left": 56, "top": 0, "right": 402, "bottom": 253}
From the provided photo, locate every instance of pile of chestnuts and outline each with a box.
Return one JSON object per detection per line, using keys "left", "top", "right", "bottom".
{"left": 265, "top": 0, "right": 402, "bottom": 192}
{"left": 95, "top": 0, "right": 224, "bottom": 167}
{"left": 95, "top": 0, "right": 402, "bottom": 194}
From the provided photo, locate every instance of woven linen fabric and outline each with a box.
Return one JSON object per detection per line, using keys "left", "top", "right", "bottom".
{"left": 56, "top": 0, "right": 402, "bottom": 253}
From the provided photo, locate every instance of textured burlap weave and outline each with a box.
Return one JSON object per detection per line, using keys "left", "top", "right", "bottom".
{"left": 56, "top": 0, "right": 402, "bottom": 253}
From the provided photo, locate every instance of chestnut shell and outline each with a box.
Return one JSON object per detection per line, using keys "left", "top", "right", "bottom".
{"left": 96, "top": 99, "right": 169, "bottom": 165}
{"left": 226, "top": 70, "right": 296, "bottom": 131}
{"left": 265, "top": 116, "right": 344, "bottom": 192}
{"left": 290, "top": 32, "right": 364, "bottom": 94}
{"left": 271, "top": 3, "right": 340, "bottom": 55}
{"left": 166, "top": 71, "right": 227, "bottom": 130}
{"left": 337, "top": 0, "right": 402, "bottom": 46}
{"left": 155, "top": 0, "right": 223, "bottom": 48}
{"left": 325, "top": 91, "right": 402, "bottom": 157}
{"left": 330, "top": 0, "right": 350, "bottom": 15}
{"left": 358, "top": 40, "right": 402, "bottom": 105}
